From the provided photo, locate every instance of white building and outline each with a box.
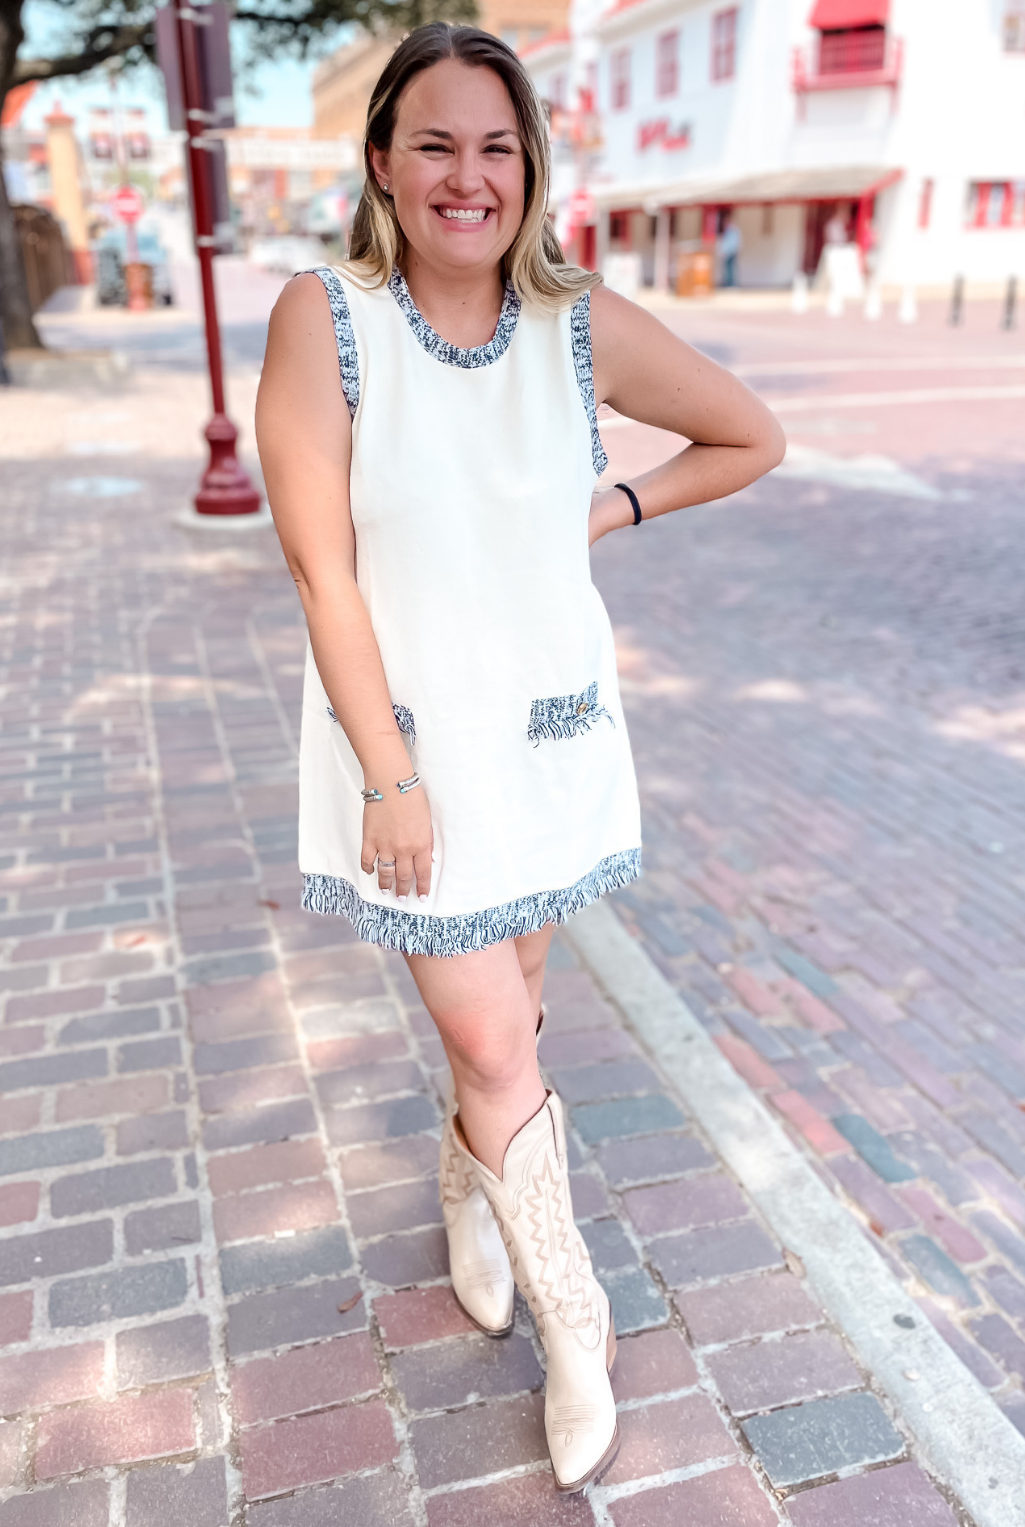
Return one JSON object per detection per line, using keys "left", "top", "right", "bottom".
{"left": 523, "top": 0, "right": 1025, "bottom": 290}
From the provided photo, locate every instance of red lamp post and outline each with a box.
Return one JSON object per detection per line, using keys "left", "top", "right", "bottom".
{"left": 172, "top": 0, "right": 261, "bottom": 516}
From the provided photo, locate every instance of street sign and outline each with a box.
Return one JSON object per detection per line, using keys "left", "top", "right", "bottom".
{"left": 569, "top": 186, "right": 595, "bottom": 226}
{"left": 155, "top": 3, "right": 235, "bottom": 131}
{"left": 112, "top": 183, "right": 145, "bottom": 223}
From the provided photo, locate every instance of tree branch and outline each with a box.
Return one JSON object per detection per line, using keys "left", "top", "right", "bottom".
{"left": 12, "top": 23, "right": 152, "bottom": 86}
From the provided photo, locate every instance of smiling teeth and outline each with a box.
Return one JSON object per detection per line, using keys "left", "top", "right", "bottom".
{"left": 441, "top": 208, "right": 487, "bottom": 221}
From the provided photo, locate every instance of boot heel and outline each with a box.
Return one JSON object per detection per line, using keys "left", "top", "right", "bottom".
{"left": 606, "top": 1315, "right": 617, "bottom": 1373}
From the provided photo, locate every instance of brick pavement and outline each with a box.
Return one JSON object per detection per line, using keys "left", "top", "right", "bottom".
{"left": 0, "top": 316, "right": 979, "bottom": 1522}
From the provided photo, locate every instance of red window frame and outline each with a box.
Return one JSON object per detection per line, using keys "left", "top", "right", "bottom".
{"left": 966, "top": 181, "right": 1025, "bottom": 228}
{"left": 656, "top": 30, "right": 680, "bottom": 98}
{"left": 917, "top": 177, "right": 934, "bottom": 230}
{"left": 711, "top": 8, "right": 738, "bottom": 81}
{"left": 611, "top": 47, "right": 631, "bottom": 110}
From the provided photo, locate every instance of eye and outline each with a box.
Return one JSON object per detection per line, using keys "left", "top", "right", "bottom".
{"left": 485, "top": 144, "right": 513, "bottom": 154}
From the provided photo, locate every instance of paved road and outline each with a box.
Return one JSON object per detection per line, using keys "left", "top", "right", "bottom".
{"left": 0, "top": 273, "right": 1018, "bottom": 1523}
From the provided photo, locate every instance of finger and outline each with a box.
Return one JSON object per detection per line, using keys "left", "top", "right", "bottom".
{"left": 394, "top": 856, "right": 414, "bottom": 902}
{"left": 360, "top": 843, "right": 377, "bottom": 877}
{"left": 413, "top": 848, "right": 432, "bottom": 901}
{"left": 376, "top": 855, "right": 397, "bottom": 893}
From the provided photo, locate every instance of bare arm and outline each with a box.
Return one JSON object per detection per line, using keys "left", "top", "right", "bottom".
{"left": 587, "top": 284, "right": 786, "bottom": 542}
{"left": 255, "top": 274, "right": 432, "bottom": 900}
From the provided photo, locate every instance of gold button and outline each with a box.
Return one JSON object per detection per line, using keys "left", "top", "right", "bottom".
{"left": 576, "top": 702, "right": 588, "bottom": 715}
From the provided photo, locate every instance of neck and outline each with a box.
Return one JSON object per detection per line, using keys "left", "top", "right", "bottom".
{"left": 400, "top": 252, "right": 506, "bottom": 349}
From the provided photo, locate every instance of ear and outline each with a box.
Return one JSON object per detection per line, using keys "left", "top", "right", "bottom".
{"left": 369, "top": 145, "right": 392, "bottom": 191}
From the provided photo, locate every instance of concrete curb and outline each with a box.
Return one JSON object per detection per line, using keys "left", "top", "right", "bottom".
{"left": 564, "top": 899, "right": 1025, "bottom": 1527}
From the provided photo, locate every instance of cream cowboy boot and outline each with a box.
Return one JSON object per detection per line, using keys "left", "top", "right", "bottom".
{"left": 459, "top": 1091, "right": 619, "bottom": 1493}
{"left": 438, "top": 1010, "right": 545, "bottom": 1337}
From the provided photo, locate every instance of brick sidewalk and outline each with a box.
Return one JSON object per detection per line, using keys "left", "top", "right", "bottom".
{"left": 0, "top": 373, "right": 971, "bottom": 1524}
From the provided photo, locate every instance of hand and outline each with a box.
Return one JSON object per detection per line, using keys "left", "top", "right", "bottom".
{"left": 360, "top": 786, "right": 434, "bottom": 902}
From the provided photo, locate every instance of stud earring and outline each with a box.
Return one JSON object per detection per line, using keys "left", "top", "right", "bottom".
{"left": 382, "top": 183, "right": 390, "bottom": 193}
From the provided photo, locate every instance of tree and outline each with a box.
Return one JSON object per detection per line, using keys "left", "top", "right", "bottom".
{"left": 0, "top": 0, "right": 475, "bottom": 349}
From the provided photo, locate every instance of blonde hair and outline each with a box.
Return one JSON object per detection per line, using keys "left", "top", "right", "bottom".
{"left": 345, "top": 22, "right": 599, "bottom": 313}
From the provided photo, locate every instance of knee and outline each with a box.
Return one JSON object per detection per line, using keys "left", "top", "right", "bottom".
{"left": 446, "top": 1018, "right": 530, "bottom": 1094}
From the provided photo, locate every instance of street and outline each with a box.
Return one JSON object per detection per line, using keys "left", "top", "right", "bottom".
{"left": 1, "top": 267, "right": 1023, "bottom": 1524}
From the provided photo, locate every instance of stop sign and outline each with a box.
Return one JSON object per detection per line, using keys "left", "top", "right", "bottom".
{"left": 569, "top": 186, "right": 595, "bottom": 226}
{"left": 112, "top": 184, "right": 145, "bottom": 224}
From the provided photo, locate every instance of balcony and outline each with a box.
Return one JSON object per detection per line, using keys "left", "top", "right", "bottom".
{"left": 792, "top": 30, "right": 903, "bottom": 115}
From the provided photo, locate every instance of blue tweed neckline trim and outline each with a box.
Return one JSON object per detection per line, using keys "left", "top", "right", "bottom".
{"left": 387, "top": 267, "right": 520, "bottom": 368}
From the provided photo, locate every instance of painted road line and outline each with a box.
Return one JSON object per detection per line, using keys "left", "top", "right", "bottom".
{"left": 564, "top": 899, "right": 1025, "bottom": 1527}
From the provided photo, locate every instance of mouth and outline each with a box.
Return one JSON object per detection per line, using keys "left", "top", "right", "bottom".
{"left": 433, "top": 206, "right": 494, "bottom": 225}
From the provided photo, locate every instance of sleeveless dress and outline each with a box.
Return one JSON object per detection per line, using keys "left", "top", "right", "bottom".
{"left": 298, "top": 264, "right": 642, "bottom": 957}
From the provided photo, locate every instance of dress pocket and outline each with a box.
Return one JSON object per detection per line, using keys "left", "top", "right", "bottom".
{"left": 527, "top": 681, "right": 614, "bottom": 746}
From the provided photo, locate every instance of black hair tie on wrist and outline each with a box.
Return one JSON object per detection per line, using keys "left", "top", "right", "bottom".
{"left": 615, "top": 482, "right": 643, "bottom": 526}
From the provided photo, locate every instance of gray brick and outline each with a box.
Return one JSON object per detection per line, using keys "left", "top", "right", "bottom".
{"left": 360, "top": 1227, "right": 448, "bottom": 1287}
{"left": 972, "top": 1210, "right": 1025, "bottom": 1278}
{"left": 596, "top": 1132, "right": 714, "bottom": 1186}
{"left": 392, "top": 1331, "right": 542, "bottom": 1411}
{"left": 50, "top": 1158, "right": 176, "bottom": 1217}
{"left": 66, "top": 901, "right": 150, "bottom": 929}
{"left": 347, "top": 1177, "right": 441, "bottom": 1238}
{"left": 117, "top": 1110, "right": 190, "bottom": 1155}
{"left": 547, "top": 1059, "right": 662, "bottom": 1103}
{"left": 411, "top": 1392, "right": 547, "bottom": 1488}
{"left": 125, "top": 1457, "right": 227, "bottom": 1527}
{"left": 246, "top": 1470, "right": 415, "bottom": 1527}
{"left": 226, "top": 1276, "right": 366, "bottom": 1357}
{"left": 900, "top": 1234, "right": 981, "bottom": 1307}
{"left": 831, "top": 1115, "right": 916, "bottom": 1183}
{"left": 116, "top": 1036, "right": 182, "bottom": 1072}
{"left": 0, "top": 1125, "right": 103, "bottom": 1177}
{"left": 219, "top": 1225, "right": 353, "bottom": 1296}
{"left": 181, "top": 949, "right": 278, "bottom": 986}
{"left": 605, "top": 1267, "right": 671, "bottom": 1334}
{"left": 742, "top": 1392, "right": 905, "bottom": 1487}
{"left": 580, "top": 1217, "right": 640, "bottom": 1275}
{"left": 117, "top": 1315, "right": 212, "bottom": 1386}
{"left": 0, "top": 1049, "right": 107, "bottom": 1093}
{"left": 771, "top": 945, "right": 838, "bottom": 997}
{"left": 193, "top": 1033, "right": 298, "bottom": 1075}
{"left": 59, "top": 1006, "right": 162, "bottom": 1043}
{"left": 325, "top": 1094, "right": 439, "bottom": 1146}
{"left": 125, "top": 1199, "right": 202, "bottom": 1254}
{"left": 316, "top": 1060, "right": 426, "bottom": 1108}
{"left": 649, "top": 1221, "right": 782, "bottom": 1288}
{"left": 0, "top": 1480, "right": 109, "bottom": 1527}
{"left": 0, "top": 1220, "right": 113, "bottom": 1287}
{"left": 203, "top": 1098, "right": 317, "bottom": 1151}
{"left": 572, "top": 1095, "right": 685, "bottom": 1143}
{"left": 49, "top": 1258, "right": 188, "bottom": 1327}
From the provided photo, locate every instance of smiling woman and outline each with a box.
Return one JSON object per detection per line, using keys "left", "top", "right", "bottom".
{"left": 255, "top": 20, "right": 784, "bottom": 1498}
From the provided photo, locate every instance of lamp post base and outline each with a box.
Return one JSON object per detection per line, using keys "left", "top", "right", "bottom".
{"left": 194, "top": 413, "right": 262, "bottom": 516}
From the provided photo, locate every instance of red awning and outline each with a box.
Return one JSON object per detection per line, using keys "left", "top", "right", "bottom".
{"left": 809, "top": 0, "right": 889, "bottom": 28}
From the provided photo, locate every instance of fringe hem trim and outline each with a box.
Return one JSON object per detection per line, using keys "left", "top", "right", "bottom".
{"left": 300, "top": 847, "right": 642, "bottom": 958}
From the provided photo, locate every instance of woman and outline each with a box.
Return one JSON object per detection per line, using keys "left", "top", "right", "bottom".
{"left": 256, "top": 22, "right": 783, "bottom": 1495}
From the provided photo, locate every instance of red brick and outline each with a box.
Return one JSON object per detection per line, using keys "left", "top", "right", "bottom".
{"left": 198, "top": 1064, "right": 307, "bottom": 1115}
{"left": 611, "top": 1329, "right": 698, "bottom": 1402}
{"left": 0, "top": 1183, "right": 40, "bottom": 1228}
{"left": 705, "top": 1328, "right": 860, "bottom": 1414}
{"left": 0, "top": 1416, "right": 22, "bottom": 1487}
{"left": 11, "top": 933, "right": 103, "bottom": 963}
{"left": 770, "top": 1089, "right": 852, "bottom": 1155}
{"left": 186, "top": 975, "right": 291, "bottom": 1043}
{"left": 0, "top": 1027, "right": 46, "bottom": 1059}
{"left": 0, "top": 1291, "right": 33, "bottom": 1347}
{"left": 35, "top": 1388, "right": 195, "bottom": 1479}
{"left": 775, "top": 976, "right": 846, "bottom": 1034}
{"left": 785, "top": 1459, "right": 958, "bottom": 1526}
{"left": 714, "top": 1035, "right": 783, "bottom": 1091}
{"left": 899, "top": 1185, "right": 987, "bottom": 1264}
{"left": 724, "top": 969, "right": 781, "bottom": 1017}
{"left": 232, "top": 1333, "right": 381, "bottom": 1424}
{"left": 54, "top": 1073, "right": 169, "bottom": 1122}
{"left": 213, "top": 1179, "right": 339, "bottom": 1244}
{"left": 604, "top": 1393, "right": 738, "bottom": 1484}
{"left": 624, "top": 1174, "right": 748, "bottom": 1237}
{"left": 609, "top": 1464, "right": 777, "bottom": 1526}
{"left": 338, "top": 1135, "right": 438, "bottom": 1191}
{"left": 676, "top": 1271, "right": 822, "bottom": 1346}
{"left": 306, "top": 1031, "right": 409, "bottom": 1072}
{"left": 830, "top": 1156, "right": 916, "bottom": 1237}
{"left": 426, "top": 1469, "right": 594, "bottom": 1526}
{"left": 374, "top": 1286, "right": 476, "bottom": 1348}
{"left": 208, "top": 1138, "right": 326, "bottom": 1198}
{"left": 239, "top": 1397, "right": 397, "bottom": 1499}
{"left": 5, "top": 987, "right": 105, "bottom": 1023}
{"left": 0, "top": 1343, "right": 105, "bottom": 1413}
{"left": 0, "top": 1095, "right": 43, "bottom": 1136}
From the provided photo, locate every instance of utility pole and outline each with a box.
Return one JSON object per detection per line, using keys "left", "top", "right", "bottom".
{"left": 170, "top": 0, "right": 260, "bottom": 516}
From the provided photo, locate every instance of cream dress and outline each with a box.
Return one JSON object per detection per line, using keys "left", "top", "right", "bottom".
{"left": 298, "top": 264, "right": 642, "bottom": 956}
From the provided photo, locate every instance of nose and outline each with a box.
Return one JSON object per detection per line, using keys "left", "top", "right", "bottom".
{"left": 446, "top": 149, "right": 486, "bottom": 198}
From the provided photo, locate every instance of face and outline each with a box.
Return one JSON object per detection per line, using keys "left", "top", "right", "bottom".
{"left": 370, "top": 58, "right": 527, "bottom": 277}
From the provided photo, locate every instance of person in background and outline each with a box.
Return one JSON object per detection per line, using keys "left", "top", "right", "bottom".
{"left": 718, "top": 213, "right": 741, "bottom": 287}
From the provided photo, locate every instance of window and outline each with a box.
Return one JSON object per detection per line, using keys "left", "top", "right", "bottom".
{"left": 656, "top": 30, "right": 680, "bottom": 97}
{"left": 966, "top": 181, "right": 1025, "bottom": 227}
{"left": 711, "top": 8, "right": 737, "bottom": 81}
{"left": 818, "top": 26, "right": 886, "bottom": 73}
{"left": 611, "top": 48, "right": 632, "bottom": 110}
{"left": 1004, "top": 5, "right": 1025, "bottom": 50}
{"left": 917, "top": 177, "right": 934, "bottom": 229}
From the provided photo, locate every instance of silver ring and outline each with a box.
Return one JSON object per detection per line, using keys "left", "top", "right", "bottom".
{"left": 378, "top": 859, "right": 396, "bottom": 868}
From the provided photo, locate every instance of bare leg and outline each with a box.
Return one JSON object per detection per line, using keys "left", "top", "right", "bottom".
{"left": 405, "top": 925, "right": 554, "bottom": 1176}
